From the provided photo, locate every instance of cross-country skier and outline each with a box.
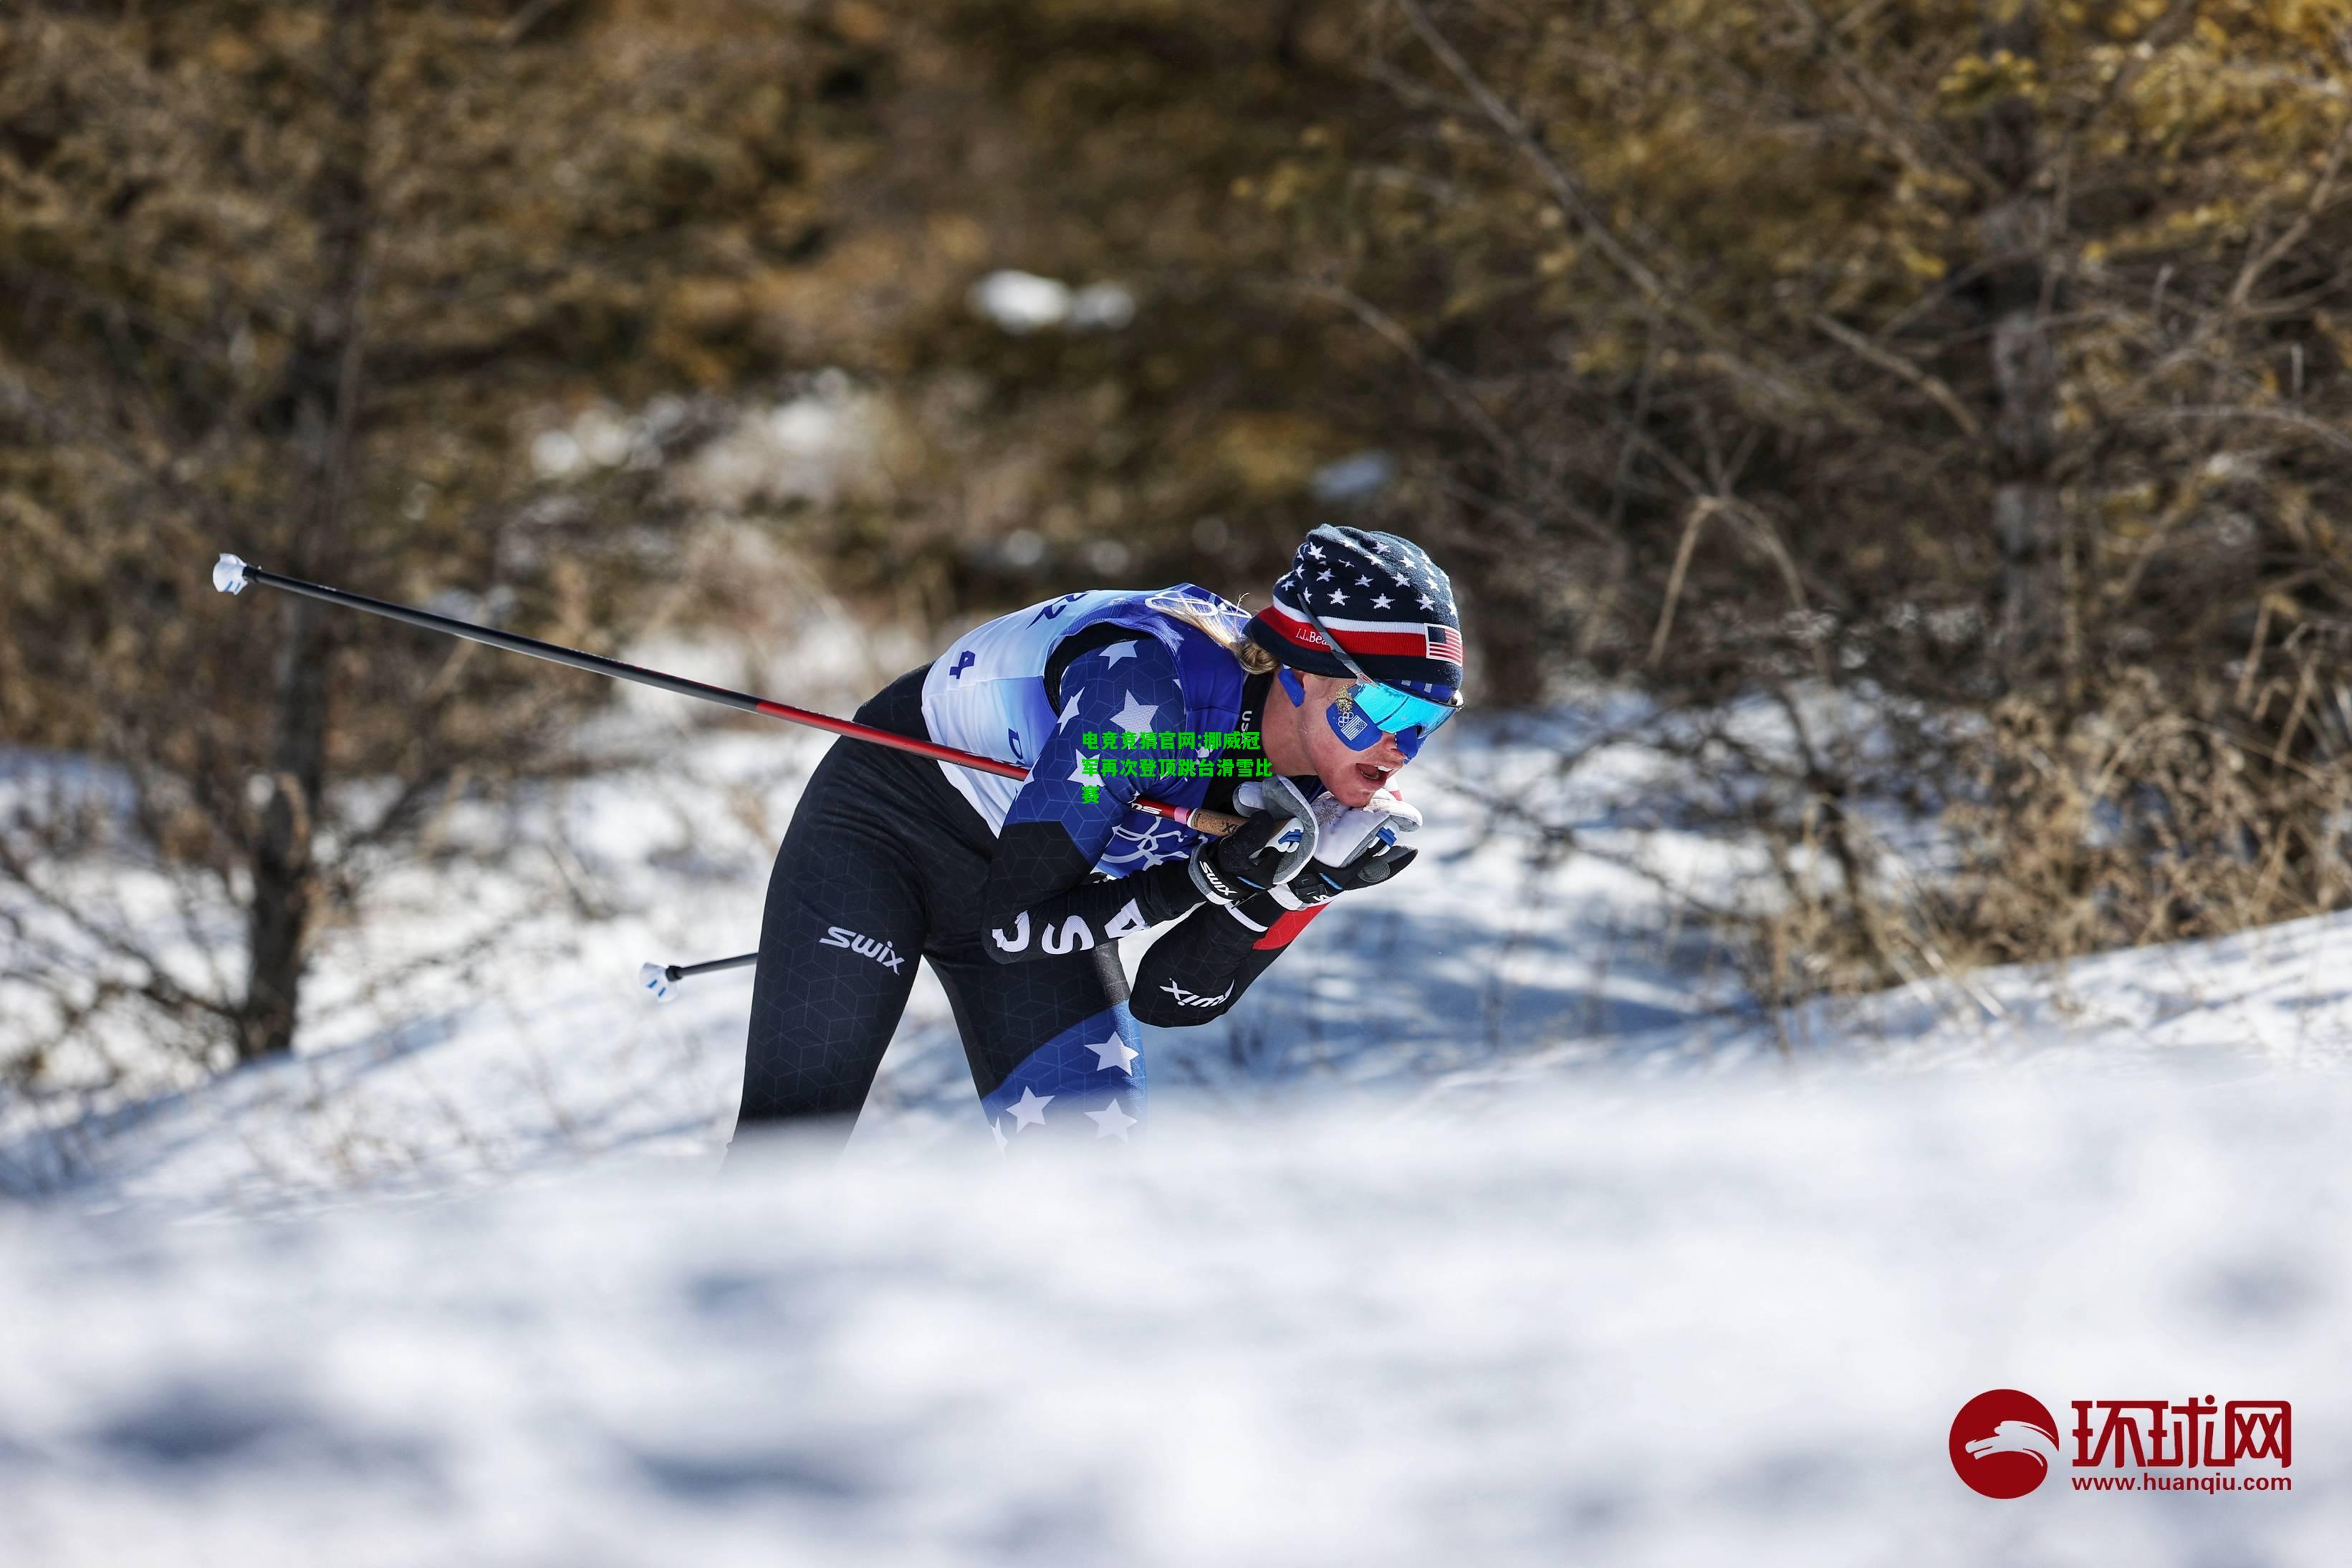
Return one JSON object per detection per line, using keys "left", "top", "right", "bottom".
{"left": 731, "top": 524, "right": 1466, "bottom": 1150}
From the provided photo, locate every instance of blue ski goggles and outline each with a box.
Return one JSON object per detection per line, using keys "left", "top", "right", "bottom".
{"left": 1325, "top": 679, "right": 1458, "bottom": 759}
{"left": 1295, "top": 595, "right": 1464, "bottom": 759}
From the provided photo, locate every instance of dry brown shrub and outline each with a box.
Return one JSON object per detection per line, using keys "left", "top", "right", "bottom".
{"left": 1734, "top": 664, "right": 2352, "bottom": 1019}
{"left": 1941, "top": 673, "right": 2352, "bottom": 964}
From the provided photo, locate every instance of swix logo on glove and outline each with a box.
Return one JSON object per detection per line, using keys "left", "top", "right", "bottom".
{"left": 818, "top": 925, "right": 908, "bottom": 973}
{"left": 1158, "top": 976, "right": 1234, "bottom": 1009}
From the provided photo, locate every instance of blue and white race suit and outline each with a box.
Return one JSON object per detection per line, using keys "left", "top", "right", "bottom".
{"left": 736, "top": 587, "right": 1325, "bottom": 1148}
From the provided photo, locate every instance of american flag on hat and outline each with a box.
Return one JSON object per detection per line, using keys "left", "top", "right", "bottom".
{"left": 1424, "top": 623, "right": 1464, "bottom": 665}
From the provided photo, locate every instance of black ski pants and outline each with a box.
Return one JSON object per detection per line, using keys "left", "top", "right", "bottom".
{"left": 734, "top": 665, "right": 1147, "bottom": 1147}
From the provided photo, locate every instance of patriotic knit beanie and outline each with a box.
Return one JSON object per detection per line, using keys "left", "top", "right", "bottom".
{"left": 1245, "top": 524, "right": 1465, "bottom": 693}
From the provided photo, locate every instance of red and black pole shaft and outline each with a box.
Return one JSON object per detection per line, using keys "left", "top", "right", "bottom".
{"left": 210, "top": 554, "right": 1247, "bottom": 837}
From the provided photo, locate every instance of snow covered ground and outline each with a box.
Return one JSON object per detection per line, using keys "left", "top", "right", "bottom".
{"left": 4, "top": 673, "right": 2348, "bottom": 1564}
{"left": 2, "top": 1072, "right": 2343, "bottom": 1567}
{"left": 1, "top": 689, "right": 1762, "bottom": 1203}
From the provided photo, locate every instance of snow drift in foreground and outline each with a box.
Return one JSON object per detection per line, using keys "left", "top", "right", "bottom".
{"left": 1, "top": 1069, "right": 2342, "bottom": 1568}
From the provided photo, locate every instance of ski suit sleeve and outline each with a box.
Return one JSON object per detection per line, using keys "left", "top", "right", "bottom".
{"left": 979, "top": 633, "right": 1210, "bottom": 963}
{"left": 1128, "top": 893, "right": 1323, "bottom": 1026}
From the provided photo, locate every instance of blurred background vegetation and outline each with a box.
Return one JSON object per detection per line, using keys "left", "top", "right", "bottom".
{"left": 8, "top": 0, "right": 2352, "bottom": 1076}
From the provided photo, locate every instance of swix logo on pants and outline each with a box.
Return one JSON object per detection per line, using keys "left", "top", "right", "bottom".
{"left": 818, "top": 925, "right": 907, "bottom": 973}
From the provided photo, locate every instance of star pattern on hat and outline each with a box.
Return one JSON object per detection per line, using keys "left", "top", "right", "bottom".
{"left": 1277, "top": 529, "right": 1460, "bottom": 681}
{"left": 1099, "top": 640, "right": 1140, "bottom": 666}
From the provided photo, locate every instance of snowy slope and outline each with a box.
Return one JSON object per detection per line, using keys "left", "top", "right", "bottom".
{"left": 4, "top": 673, "right": 2349, "bottom": 1566}
{"left": 14, "top": 686, "right": 2349, "bottom": 1203}
{"left": 1, "top": 691, "right": 1763, "bottom": 1202}
{"left": 1, "top": 1072, "right": 2343, "bottom": 1568}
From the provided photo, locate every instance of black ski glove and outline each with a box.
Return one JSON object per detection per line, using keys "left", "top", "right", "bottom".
{"left": 1266, "top": 834, "right": 1419, "bottom": 911}
{"left": 1188, "top": 795, "right": 1318, "bottom": 905}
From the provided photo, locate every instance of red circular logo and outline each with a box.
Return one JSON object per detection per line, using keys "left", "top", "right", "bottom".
{"left": 1949, "top": 1390, "right": 2061, "bottom": 1498}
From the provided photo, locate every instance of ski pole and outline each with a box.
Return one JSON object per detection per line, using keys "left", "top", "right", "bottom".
{"left": 210, "top": 554, "right": 1250, "bottom": 837}
{"left": 638, "top": 953, "right": 755, "bottom": 1003}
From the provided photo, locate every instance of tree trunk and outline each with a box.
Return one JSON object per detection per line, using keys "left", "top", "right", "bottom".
{"left": 239, "top": 0, "right": 378, "bottom": 1062}
{"left": 1979, "top": 0, "right": 2064, "bottom": 688}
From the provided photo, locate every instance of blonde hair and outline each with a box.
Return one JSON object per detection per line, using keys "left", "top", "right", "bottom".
{"left": 1148, "top": 587, "right": 1280, "bottom": 675}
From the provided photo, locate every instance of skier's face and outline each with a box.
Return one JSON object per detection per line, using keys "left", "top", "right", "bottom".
{"left": 1292, "top": 673, "right": 1411, "bottom": 809}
